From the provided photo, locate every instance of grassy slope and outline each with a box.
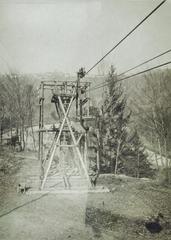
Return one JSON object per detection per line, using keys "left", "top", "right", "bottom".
{"left": 0, "top": 152, "right": 171, "bottom": 240}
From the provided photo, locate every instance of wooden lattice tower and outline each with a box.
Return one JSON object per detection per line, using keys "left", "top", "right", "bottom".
{"left": 38, "top": 69, "right": 92, "bottom": 190}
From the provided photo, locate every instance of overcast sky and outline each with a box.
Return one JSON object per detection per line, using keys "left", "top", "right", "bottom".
{"left": 0, "top": 0, "right": 170, "bottom": 75}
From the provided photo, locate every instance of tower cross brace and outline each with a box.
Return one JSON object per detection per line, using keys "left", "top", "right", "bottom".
{"left": 38, "top": 78, "right": 92, "bottom": 190}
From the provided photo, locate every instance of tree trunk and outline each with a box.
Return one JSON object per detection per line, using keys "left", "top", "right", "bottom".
{"left": 114, "top": 140, "right": 121, "bottom": 175}
{"left": 22, "top": 125, "right": 25, "bottom": 150}
{"left": 29, "top": 104, "right": 36, "bottom": 151}
{"left": 157, "top": 138, "right": 164, "bottom": 167}
{"left": 0, "top": 120, "right": 3, "bottom": 144}
{"left": 20, "top": 119, "right": 25, "bottom": 150}
{"left": 137, "top": 151, "right": 140, "bottom": 178}
{"left": 164, "top": 138, "right": 168, "bottom": 168}
{"left": 31, "top": 122, "right": 36, "bottom": 152}
{"left": 154, "top": 152, "right": 159, "bottom": 170}
{"left": 97, "top": 148, "right": 100, "bottom": 171}
{"left": 25, "top": 127, "right": 28, "bottom": 149}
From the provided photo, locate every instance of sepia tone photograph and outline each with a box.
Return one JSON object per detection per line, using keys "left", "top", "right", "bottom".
{"left": 0, "top": 0, "right": 171, "bottom": 239}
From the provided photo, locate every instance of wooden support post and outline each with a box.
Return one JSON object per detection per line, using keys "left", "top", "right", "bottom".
{"left": 76, "top": 73, "right": 79, "bottom": 117}
{"left": 87, "top": 83, "right": 90, "bottom": 117}
{"left": 84, "top": 133, "right": 88, "bottom": 170}
{"left": 96, "top": 129, "right": 100, "bottom": 171}
{"left": 39, "top": 82, "right": 45, "bottom": 183}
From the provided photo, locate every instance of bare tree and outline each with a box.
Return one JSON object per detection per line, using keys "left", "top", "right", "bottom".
{"left": 0, "top": 73, "right": 36, "bottom": 150}
{"left": 131, "top": 70, "right": 171, "bottom": 169}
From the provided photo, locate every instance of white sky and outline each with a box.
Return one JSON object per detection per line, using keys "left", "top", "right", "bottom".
{"left": 0, "top": 0, "right": 171, "bottom": 75}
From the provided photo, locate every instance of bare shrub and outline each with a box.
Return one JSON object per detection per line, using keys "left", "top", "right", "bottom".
{"left": 157, "top": 168, "right": 171, "bottom": 186}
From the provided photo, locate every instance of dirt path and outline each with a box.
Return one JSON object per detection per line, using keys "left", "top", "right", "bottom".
{"left": 0, "top": 192, "right": 94, "bottom": 240}
{"left": 1, "top": 185, "right": 171, "bottom": 240}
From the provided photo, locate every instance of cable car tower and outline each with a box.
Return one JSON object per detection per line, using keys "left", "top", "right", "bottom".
{"left": 38, "top": 68, "right": 93, "bottom": 190}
